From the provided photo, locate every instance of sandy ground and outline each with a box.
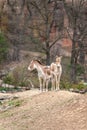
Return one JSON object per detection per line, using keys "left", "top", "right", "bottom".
{"left": 0, "top": 89, "right": 87, "bottom": 130}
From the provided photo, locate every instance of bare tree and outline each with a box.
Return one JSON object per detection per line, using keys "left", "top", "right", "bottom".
{"left": 3, "top": 0, "right": 27, "bottom": 61}
{"left": 63, "top": 0, "right": 87, "bottom": 83}
{"left": 0, "top": 0, "right": 64, "bottom": 64}
{"left": 25, "top": 0, "right": 64, "bottom": 64}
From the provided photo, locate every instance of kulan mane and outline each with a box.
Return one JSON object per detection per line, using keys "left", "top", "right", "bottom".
{"left": 34, "top": 59, "right": 45, "bottom": 65}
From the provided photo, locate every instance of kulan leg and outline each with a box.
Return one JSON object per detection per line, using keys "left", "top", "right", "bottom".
{"left": 56, "top": 68, "right": 62, "bottom": 91}
{"left": 56, "top": 75, "right": 61, "bottom": 91}
{"left": 46, "top": 80, "right": 49, "bottom": 92}
{"left": 43, "top": 80, "right": 46, "bottom": 92}
{"left": 55, "top": 76, "right": 58, "bottom": 91}
{"left": 39, "top": 77, "right": 43, "bottom": 92}
{"left": 51, "top": 79, "right": 55, "bottom": 91}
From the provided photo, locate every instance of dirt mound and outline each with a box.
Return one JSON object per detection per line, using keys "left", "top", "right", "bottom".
{"left": 0, "top": 90, "right": 87, "bottom": 130}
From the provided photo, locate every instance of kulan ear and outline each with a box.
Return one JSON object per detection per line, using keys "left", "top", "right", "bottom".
{"left": 33, "top": 57, "right": 39, "bottom": 61}
{"left": 56, "top": 55, "right": 62, "bottom": 58}
{"left": 32, "top": 57, "right": 36, "bottom": 60}
{"left": 56, "top": 55, "right": 59, "bottom": 58}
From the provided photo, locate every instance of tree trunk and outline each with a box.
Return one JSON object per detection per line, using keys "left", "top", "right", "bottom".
{"left": 70, "top": 27, "right": 78, "bottom": 83}
{"left": 45, "top": 41, "right": 50, "bottom": 65}
{"left": 46, "top": 49, "right": 50, "bottom": 65}
{"left": 79, "top": 43, "right": 85, "bottom": 65}
{"left": 12, "top": 46, "right": 20, "bottom": 61}
{"left": 84, "top": 65, "right": 87, "bottom": 82}
{"left": 70, "top": 49, "right": 78, "bottom": 83}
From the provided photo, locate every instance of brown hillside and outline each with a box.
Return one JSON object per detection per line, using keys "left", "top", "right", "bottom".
{"left": 0, "top": 90, "right": 87, "bottom": 130}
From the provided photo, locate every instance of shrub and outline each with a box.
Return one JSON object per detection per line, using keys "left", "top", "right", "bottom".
{"left": 72, "top": 83, "right": 87, "bottom": 90}
{"left": 60, "top": 80, "right": 72, "bottom": 90}
{"left": 8, "top": 99, "right": 23, "bottom": 107}
{"left": 0, "top": 87, "right": 18, "bottom": 92}
{"left": 60, "top": 79, "right": 87, "bottom": 91}
{"left": 60, "top": 73, "right": 72, "bottom": 90}
{"left": 3, "top": 75, "right": 14, "bottom": 85}
{"left": 0, "top": 86, "right": 11, "bottom": 92}
{"left": 3, "top": 65, "right": 32, "bottom": 88}
{"left": 76, "top": 64, "right": 85, "bottom": 76}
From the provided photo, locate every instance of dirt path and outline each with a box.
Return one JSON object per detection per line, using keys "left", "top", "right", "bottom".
{"left": 0, "top": 90, "right": 87, "bottom": 130}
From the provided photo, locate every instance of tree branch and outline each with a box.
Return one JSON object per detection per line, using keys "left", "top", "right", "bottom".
{"left": 49, "top": 35, "right": 63, "bottom": 49}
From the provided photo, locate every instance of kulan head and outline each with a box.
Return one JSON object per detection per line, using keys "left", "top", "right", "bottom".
{"left": 28, "top": 60, "right": 36, "bottom": 71}
{"left": 55, "top": 55, "right": 62, "bottom": 63}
